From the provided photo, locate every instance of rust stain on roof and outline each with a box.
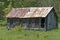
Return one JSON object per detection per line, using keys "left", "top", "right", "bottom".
{"left": 6, "top": 7, "right": 53, "bottom": 18}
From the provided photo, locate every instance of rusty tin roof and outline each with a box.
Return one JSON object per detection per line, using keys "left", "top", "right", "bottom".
{"left": 6, "top": 7, "right": 53, "bottom": 18}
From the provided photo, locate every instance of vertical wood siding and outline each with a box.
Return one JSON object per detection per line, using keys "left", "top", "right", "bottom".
{"left": 46, "top": 10, "right": 56, "bottom": 30}
{"left": 7, "top": 18, "right": 46, "bottom": 31}
{"left": 21, "top": 18, "right": 46, "bottom": 31}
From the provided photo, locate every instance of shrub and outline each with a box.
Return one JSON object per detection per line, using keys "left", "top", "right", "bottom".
{"left": 0, "top": 20, "right": 7, "bottom": 26}
{"left": 13, "top": 25, "right": 22, "bottom": 31}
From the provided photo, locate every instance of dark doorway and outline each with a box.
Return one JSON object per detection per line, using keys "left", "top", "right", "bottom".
{"left": 41, "top": 18, "right": 45, "bottom": 28}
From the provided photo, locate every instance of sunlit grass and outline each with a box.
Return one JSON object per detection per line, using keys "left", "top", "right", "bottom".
{"left": 0, "top": 24, "right": 60, "bottom": 40}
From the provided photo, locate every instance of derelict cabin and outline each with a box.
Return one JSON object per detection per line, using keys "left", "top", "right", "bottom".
{"left": 6, "top": 7, "right": 57, "bottom": 31}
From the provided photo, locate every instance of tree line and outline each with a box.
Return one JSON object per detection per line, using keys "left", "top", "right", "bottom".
{"left": 0, "top": 0, "right": 60, "bottom": 20}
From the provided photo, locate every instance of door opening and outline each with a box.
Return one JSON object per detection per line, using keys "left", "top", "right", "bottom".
{"left": 41, "top": 18, "right": 45, "bottom": 28}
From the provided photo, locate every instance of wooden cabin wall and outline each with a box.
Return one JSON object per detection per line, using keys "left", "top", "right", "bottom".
{"left": 22, "top": 18, "right": 35, "bottom": 29}
{"left": 7, "top": 18, "right": 46, "bottom": 31}
{"left": 46, "top": 11, "right": 56, "bottom": 30}
{"left": 7, "top": 18, "right": 20, "bottom": 28}
{"left": 22, "top": 18, "right": 46, "bottom": 30}
{"left": 7, "top": 18, "right": 13, "bottom": 28}
{"left": 21, "top": 18, "right": 29, "bottom": 28}
{"left": 27, "top": 18, "right": 35, "bottom": 28}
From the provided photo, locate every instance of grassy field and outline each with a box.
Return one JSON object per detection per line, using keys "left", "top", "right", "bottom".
{"left": 0, "top": 24, "right": 60, "bottom": 40}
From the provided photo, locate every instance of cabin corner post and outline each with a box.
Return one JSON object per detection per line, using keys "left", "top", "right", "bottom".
{"left": 6, "top": 18, "right": 11, "bottom": 30}
{"left": 45, "top": 17, "right": 47, "bottom": 31}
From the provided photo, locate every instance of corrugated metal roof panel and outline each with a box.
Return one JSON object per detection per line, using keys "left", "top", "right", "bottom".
{"left": 6, "top": 7, "right": 53, "bottom": 18}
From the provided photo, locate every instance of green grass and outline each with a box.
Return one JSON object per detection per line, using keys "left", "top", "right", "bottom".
{"left": 0, "top": 24, "right": 60, "bottom": 40}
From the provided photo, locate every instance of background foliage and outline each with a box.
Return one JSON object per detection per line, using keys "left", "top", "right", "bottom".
{"left": 0, "top": 0, "right": 60, "bottom": 24}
